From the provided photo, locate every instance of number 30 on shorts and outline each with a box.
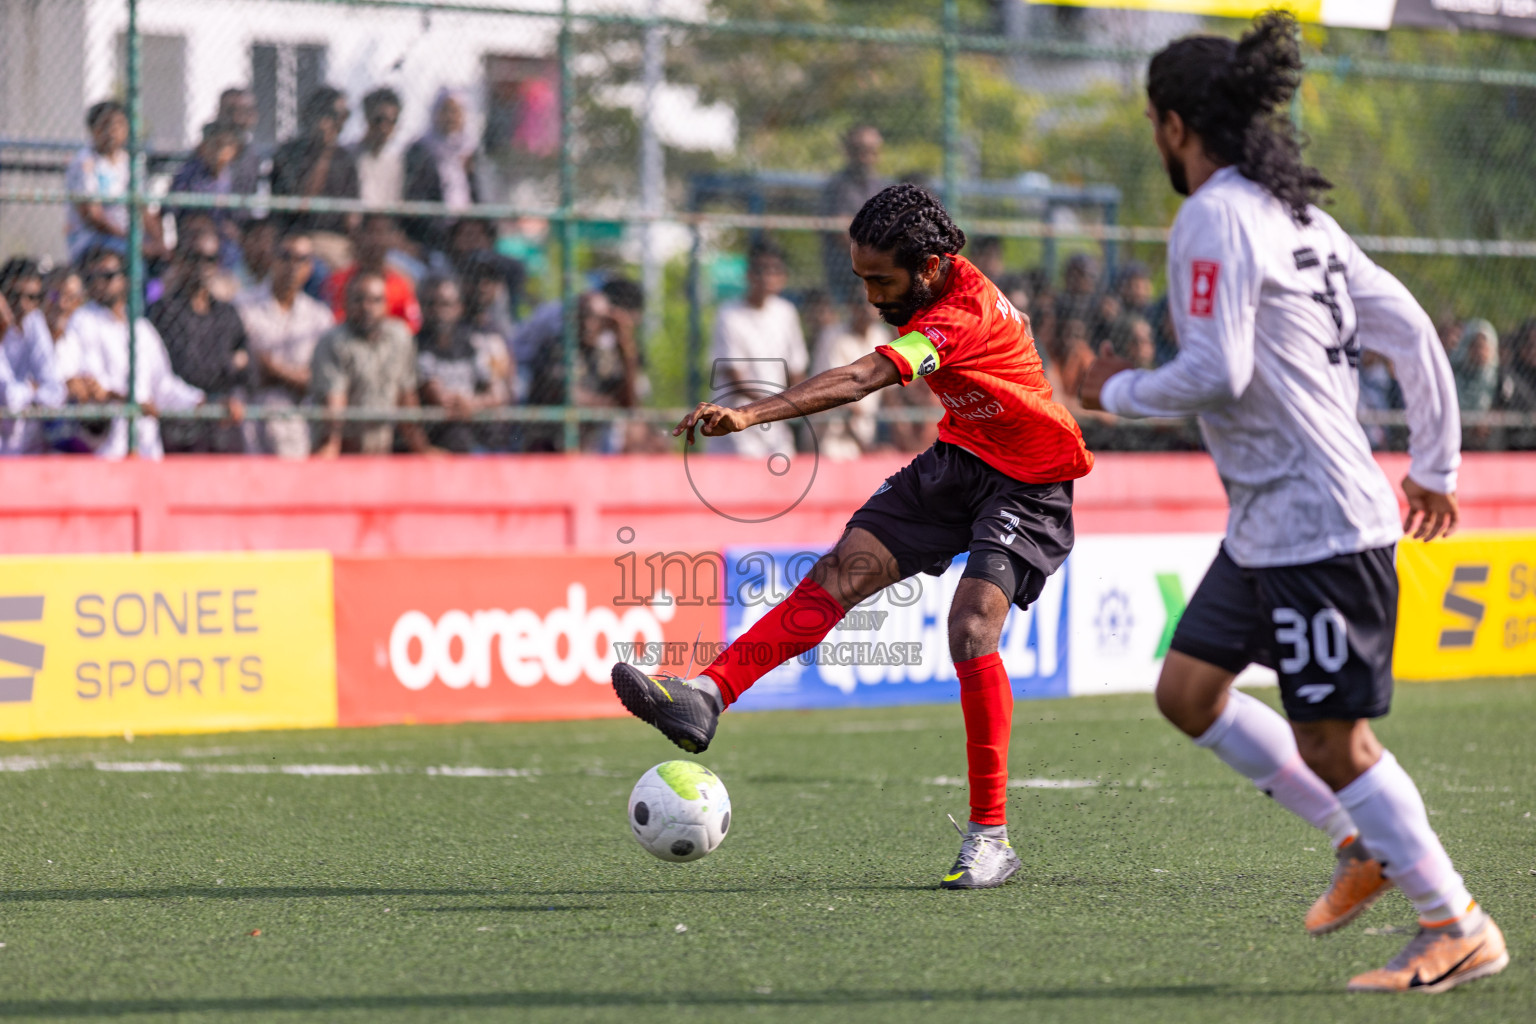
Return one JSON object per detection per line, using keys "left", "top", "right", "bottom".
{"left": 1271, "top": 607, "right": 1349, "bottom": 674}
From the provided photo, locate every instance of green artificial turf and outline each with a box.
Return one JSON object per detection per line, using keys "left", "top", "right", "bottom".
{"left": 0, "top": 679, "right": 1531, "bottom": 1023}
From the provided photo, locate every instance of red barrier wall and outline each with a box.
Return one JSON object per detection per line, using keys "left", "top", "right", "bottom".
{"left": 1, "top": 452, "right": 1532, "bottom": 555}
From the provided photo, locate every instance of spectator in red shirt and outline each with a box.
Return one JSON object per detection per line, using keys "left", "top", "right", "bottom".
{"left": 324, "top": 214, "right": 421, "bottom": 333}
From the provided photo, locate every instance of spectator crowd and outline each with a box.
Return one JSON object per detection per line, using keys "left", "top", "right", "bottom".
{"left": 4, "top": 106, "right": 1535, "bottom": 458}
{"left": 0, "top": 84, "right": 650, "bottom": 458}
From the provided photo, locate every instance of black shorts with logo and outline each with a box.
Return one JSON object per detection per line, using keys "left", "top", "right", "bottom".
{"left": 1169, "top": 544, "right": 1398, "bottom": 722}
{"left": 845, "top": 441, "right": 1074, "bottom": 610}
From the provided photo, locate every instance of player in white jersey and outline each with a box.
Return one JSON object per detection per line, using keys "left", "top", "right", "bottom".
{"left": 1081, "top": 12, "right": 1507, "bottom": 994}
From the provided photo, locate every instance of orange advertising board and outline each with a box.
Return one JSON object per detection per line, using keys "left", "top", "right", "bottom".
{"left": 333, "top": 554, "right": 724, "bottom": 726}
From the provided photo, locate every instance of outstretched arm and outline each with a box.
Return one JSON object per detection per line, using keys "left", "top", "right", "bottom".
{"left": 1089, "top": 202, "right": 1259, "bottom": 417}
{"left": 674, "top": 351, "right": 901, "bottom": 444}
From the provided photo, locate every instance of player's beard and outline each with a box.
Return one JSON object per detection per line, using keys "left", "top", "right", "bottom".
{"left": 1165, "top": 150, "right": 1190, "bottom": 197}
{"left": 876, "top": 273, "right": 936, "bottom": 328}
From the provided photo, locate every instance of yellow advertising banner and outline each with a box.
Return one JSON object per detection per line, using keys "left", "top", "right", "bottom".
{"left": 1026, "top": 0, "right": 1327, "bottom": 20}
{"left": 0, "top": 552, "right": 337, "bottom": 740}
{"left": 1395, "top": 533, "right": 1536, "bottom": 681}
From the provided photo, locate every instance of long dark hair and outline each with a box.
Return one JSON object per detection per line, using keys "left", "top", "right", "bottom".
{"left": 848, "top": 183, "right": 967, "bottom": 275}
{"left": 1147, "top": 10, "right": 1330, "bottom": 223}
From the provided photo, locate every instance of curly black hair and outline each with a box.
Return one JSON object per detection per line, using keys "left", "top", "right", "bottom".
{"left": 1148, "top": 10, "right": 1330, "bottom": 223}
{"left": 848, "top": 183, "right": 967, "bottom": 275}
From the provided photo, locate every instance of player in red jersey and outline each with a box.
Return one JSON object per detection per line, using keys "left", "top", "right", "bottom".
{"left": 611, "top": 184, "right": 1093, "bottom": 888}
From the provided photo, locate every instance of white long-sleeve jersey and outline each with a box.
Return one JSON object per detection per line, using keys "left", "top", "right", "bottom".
{"left": 1101, "top": 167, "right": 1459, "bottom": 568}
{"left": 66, "top": 303, "right": 205, "bottom": 459}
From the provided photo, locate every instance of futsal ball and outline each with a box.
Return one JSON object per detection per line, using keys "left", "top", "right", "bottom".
{"left": 628, "top": 761, "right": 731, "bottom": 862}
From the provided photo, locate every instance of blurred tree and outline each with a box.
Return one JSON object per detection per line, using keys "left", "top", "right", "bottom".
{"left": 561, "top": 4, "right": 1536, "bottom": 401}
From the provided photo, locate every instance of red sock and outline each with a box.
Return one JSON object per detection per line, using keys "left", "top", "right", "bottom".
{"left": 702, "top": 577, "right": 845, "bottom": 707}
{"left": 957, "top": 652, "right": 1013, "bottom": 826}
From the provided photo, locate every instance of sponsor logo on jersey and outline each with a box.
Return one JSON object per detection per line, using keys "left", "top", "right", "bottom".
{"left": 1190, "top": 260, "right": 1220, "bottom": 317}
{"left": 922, "top": 327, "right": 947, "bottom": 347}
{"left": 938, "top": 388, "right": 1004, "bottom": 421}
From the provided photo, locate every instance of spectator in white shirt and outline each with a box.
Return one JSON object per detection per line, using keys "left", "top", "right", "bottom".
{"left": 69, "top": 246, "right": 225, "bottom": 459}
{"left": 809, "top": 297, "right": 891, "bottom": 459}
{"left": 1, "top": 268, "right": 72, "bottom": 454}
{"left": 65, "top": 100, "right": 164, "bottom": 264}
{"left": 237, "top": 231, "right": 341, "bottom": 457}
{"left": 353, "top": 88, "right": 405, "bottom": 209}
{"left": 709, "top": 239, "right": 808, "bottom": 457}
{"left": 38, "top": 268, "right": 94, "bottom": 401}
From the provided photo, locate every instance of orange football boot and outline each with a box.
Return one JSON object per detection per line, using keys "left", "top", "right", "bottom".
{"left": 1348, "top": 905, "right": 1509, "bottom": 993}
{"left": 1306, "top": 836, "right": 1393, "bottom": 936}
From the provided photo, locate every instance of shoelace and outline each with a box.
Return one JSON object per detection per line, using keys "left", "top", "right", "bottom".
{"left": 946, "top": 814, "right": 1000, "bottom": 871}
{"left": 648, "top": 631, "right": 703, "bottom": 689}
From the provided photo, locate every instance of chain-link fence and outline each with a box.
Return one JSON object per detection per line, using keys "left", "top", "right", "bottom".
{"left": 2, "top": 0, "right": 1534, "bottom": 457}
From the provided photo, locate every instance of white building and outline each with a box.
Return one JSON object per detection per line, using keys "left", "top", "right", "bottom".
{"left": 1003, "top": 2, "right": 1202, "bottom": 94}
{"left": 0, "top": 0, "right": 734, "bottom": 261}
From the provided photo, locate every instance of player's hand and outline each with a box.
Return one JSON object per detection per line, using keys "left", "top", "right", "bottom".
{"left": 1079, "top": 345, "right": 1134, "bottom": 412}
{"left": 1402, "top": 476, "right": 1458, "bottom": 542}
{"left": 674, "top": 402, "right": 750, "bottom": 444}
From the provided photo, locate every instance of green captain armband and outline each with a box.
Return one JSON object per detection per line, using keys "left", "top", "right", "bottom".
{"left": 888, "top": 332, "right": 941, "bottom": 378}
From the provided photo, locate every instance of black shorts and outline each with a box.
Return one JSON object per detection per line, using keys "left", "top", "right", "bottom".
{"left": 1169, "top": 544, "right": 1398, "bottom": 722}
{"left": 845, "top": 441, "right": 1074, "bottom": 610}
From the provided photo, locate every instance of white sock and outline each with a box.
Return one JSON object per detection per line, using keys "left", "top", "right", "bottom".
{"left": 1337, "top": 749, "right": 1475, "bottom": 924}
{"left": 968, "top": 821, "right": 1007, "bottom": 840}
{"left": 1195, "top": 689, "right": 1357, "bottom": 847}
{"left": 689, "top": 676, "right": 724, "bottom": 713}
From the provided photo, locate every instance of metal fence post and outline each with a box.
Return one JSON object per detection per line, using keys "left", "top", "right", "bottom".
{"left": 559, "top": 0, "right": 579, "bottom": 454}
{"left": 686, "top": 213, "right": 702, "bottom": 410}
{"left": 125, "top": 0, "right": 143, "bottom": 455}
{"left": 941, "top": 0, "right": 960, "bottom": 216}
{"left": 640, "top": 0, "right": 665, "bottom": 360}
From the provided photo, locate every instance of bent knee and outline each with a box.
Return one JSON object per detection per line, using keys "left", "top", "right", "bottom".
{"left": 948, "top": 609, "right": 1004, "bottom": 663}
{"left": 947, "top": 579, "right": 1009, "bottom": 662}
{"left": 1292, "top": 719, "right": 1378, "bottom": 790}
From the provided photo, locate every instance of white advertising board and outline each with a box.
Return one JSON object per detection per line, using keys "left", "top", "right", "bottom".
{"left": 1068, "top": 534, "right": 1278, "bottom": 696}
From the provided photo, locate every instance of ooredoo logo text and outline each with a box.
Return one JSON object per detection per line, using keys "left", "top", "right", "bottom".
{"left": 387, "top": 583, "right": 674, "bottom": 691}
